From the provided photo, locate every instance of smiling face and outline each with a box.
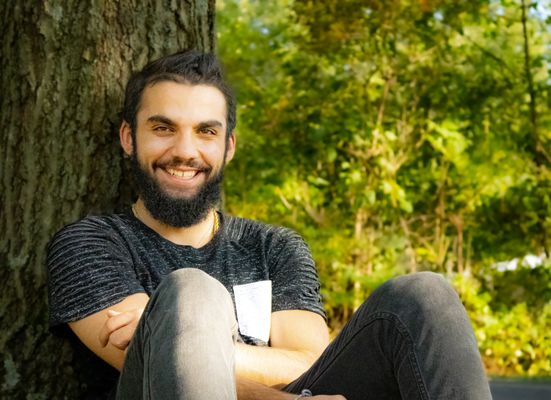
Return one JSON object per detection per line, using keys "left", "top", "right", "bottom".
{"left": 120, "top": 81, "right": 236, "bottom": 226}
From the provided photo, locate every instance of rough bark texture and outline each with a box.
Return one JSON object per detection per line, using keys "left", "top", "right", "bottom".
{"left": 0, "top": 1, "right": 215, "bottom": 397}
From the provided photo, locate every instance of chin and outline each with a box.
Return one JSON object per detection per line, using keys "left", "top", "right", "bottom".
{"left": 161, "top": 188, "right": 201, "bottom": 201}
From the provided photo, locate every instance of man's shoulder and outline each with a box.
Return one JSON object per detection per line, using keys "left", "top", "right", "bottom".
{"left": 48, "top": 213, "right": 132, "bottom": 248}
{"left": 222, "top": 214, "right": 306, "bottom": 249}
{"left": 223, "top": 214, "right": 293, "bottom": 237}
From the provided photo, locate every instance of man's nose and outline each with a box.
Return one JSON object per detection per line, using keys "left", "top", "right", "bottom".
{"left": 171, "top": 130, "right": 200, "bottom": 159}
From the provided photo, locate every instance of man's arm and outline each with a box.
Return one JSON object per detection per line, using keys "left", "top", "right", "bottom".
{"left": 71, "top": 301, "right": 328, "bottom": 382}
{"left": 70, "top": 296, "right": 340, "bottom": 399}
{"left": 237, "top": 377, "right": 345, "bottom": 400}
{"left": 68, "top": 293, "right": 150, "bottom": 371}
{"left": 236, "top": 309, "right": 330, "bottom": 387}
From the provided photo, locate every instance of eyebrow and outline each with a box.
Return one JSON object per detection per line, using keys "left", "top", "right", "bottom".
{"left": 146, "top": 116, "right": 223, "bottom": 130}
{"left": 147, "top": 115, "right": 175, "bottom": 125}
{"left": 195, "top": 120, "right": 223, "bottom": 130}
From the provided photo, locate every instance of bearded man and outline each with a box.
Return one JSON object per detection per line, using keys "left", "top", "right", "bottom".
{"left": 47, "top": 50, "right": 492, "bottom": 400}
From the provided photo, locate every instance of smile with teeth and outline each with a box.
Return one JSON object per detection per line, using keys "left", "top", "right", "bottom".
{"left": 165, "top": 167, "right": 200, "bottom": 179}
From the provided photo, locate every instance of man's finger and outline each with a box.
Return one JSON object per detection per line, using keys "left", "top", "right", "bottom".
{"left": 98, "top": 311, "right": 135, "bottom": 347}
{"left": 108, "top": 323, "right": 135, "bottom": 350}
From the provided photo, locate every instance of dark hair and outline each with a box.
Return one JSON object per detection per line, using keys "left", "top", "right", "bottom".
{"left": 122, "top": 49, "right": 236, "bottom": 139}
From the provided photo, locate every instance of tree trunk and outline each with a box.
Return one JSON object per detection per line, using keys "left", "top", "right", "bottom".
{"left": 0, "top": 1, "right": 215, "bottom": 397}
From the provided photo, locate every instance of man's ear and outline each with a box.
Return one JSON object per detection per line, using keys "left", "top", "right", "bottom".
{"left": 225, "top": 131, "right": 236, "bottom": 164}
{"left": 120, "top": 120, "right": 134, "bottom": 156}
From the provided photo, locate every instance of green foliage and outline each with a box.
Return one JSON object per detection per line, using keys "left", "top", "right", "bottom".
{"left": 478, "top": 258, "right": 551, "bottom": 310}
{"left": 454, "top": 264, "right": 551, "bottom": 376}
{"left": 217, "top": 0, "right": 551, "bottom": 376}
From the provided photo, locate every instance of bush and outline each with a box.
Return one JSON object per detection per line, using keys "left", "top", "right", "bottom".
{"left": 453, "top": 271, "right": 551, "bottom": 376}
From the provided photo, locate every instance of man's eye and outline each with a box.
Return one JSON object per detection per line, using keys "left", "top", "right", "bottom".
{"left": 154, "top": 126, "right": 172, "bottom": 133}
{"left": 199, "top": 127, "right": 216, "bottom": 135}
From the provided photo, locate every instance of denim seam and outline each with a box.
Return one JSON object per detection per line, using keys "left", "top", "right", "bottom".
{"left": 144, "top": 319, "right": 152, "bottom": 400}
{"left": 376, "top": 311, "right": 430, "bottom": 400}
{"left": 306, "top": 311, "right": 430, "bottom": 400}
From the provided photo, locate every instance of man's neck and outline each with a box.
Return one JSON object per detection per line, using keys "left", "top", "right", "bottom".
{"left": 133, "top": 199, "right": 217, "bottom": 248}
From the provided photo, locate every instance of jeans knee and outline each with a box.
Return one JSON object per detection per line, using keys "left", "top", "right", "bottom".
{"left": 151, "top": 268, "right": 233, "bottom": 317}
{"left": 373, "top": 272, "right": 460, "bottom": 318}
{"left": 160, "top": 268, "right": 226, "bottom": 296}
{"left": 394, "top": 271, "right": 451, "bottom": 299}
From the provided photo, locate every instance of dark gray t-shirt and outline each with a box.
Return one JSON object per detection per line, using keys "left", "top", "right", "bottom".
{"left": 48, "top": 212, "right": 325, "bottom": 331}
{"left": 47, "top": 211, "right": 325, "bottom": 397}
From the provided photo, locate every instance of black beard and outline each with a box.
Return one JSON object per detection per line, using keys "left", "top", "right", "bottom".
{"left": 130, "top": 154, "right": 223, "bottom": 228}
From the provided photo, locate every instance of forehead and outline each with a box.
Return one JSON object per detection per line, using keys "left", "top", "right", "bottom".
{"left": 138, "top": 81, "right": 227, "bottom": 125}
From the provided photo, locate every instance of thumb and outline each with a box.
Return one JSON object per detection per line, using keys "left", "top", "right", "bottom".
{"left": 107, "top": 310, "right": 122, "bottom": 317}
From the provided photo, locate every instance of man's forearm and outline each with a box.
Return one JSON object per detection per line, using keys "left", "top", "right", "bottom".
{"left": 235, "top": 342, "right": 318, "bottom": 387}
{"left": 237, "top": 376, "right": 296, "bottom": 400}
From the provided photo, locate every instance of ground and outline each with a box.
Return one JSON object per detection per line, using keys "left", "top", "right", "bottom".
{"left": 490, "top": 378, "right": 551, "bottom": 400}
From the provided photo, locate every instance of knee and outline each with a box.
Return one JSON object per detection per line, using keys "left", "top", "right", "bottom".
{"left": 373, "top": 272, "right": 460, "bottom": 317}
{"left": 391, "top": 272, "right": 452, "bottom": 301}
{"left": 152, "top": 268, "right": 232, "bottom": 314}
{"left": 143, "top": 268, "right": 237, "bottom": 344}
{"left": 159, "top": 268, "right": 227, "bottom": 297}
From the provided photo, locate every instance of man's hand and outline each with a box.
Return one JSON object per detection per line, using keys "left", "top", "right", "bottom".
{"left": 68, "top": 293, "right": 150, "bottom": 371}
{"left": 238, "top": 376, "right": 346, "bottom": 400}
{"left": 98, "top": 308, "right": 144, "bottom": 351}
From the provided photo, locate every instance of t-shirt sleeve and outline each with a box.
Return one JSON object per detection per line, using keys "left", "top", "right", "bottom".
{"left": 47, "top": 217, "right": 146, "bottom": 328}
{"left": 268, "top": 228, "right": 326, "bottom": 319}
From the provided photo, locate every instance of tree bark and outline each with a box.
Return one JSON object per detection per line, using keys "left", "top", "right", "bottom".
{"left": 0, "top": 0, "right": 215, "bottom": 397}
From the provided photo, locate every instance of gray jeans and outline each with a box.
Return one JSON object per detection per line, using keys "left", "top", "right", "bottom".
{"left": 116, "top": 269, "right": 492, "bottom": 399}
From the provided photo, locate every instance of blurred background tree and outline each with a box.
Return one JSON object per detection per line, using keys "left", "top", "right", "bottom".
{"left": 217, "top": 0, "right": 551, "bottom": 376}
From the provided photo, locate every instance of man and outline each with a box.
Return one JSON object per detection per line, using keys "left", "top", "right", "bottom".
{"left": 47, "top": 50, "right": 492, "bottom": 400}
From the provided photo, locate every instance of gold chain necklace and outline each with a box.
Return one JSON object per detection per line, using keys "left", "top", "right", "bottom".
{"left": 212, "top": 210, "right": 220, "bottom": 236}
{"left": 131, "top": 203, "right": 140, "bottom": 219}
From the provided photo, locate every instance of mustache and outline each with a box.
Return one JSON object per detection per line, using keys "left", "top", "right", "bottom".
{"left": 154, "top": 158, "right": 212, "bottom": 173}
